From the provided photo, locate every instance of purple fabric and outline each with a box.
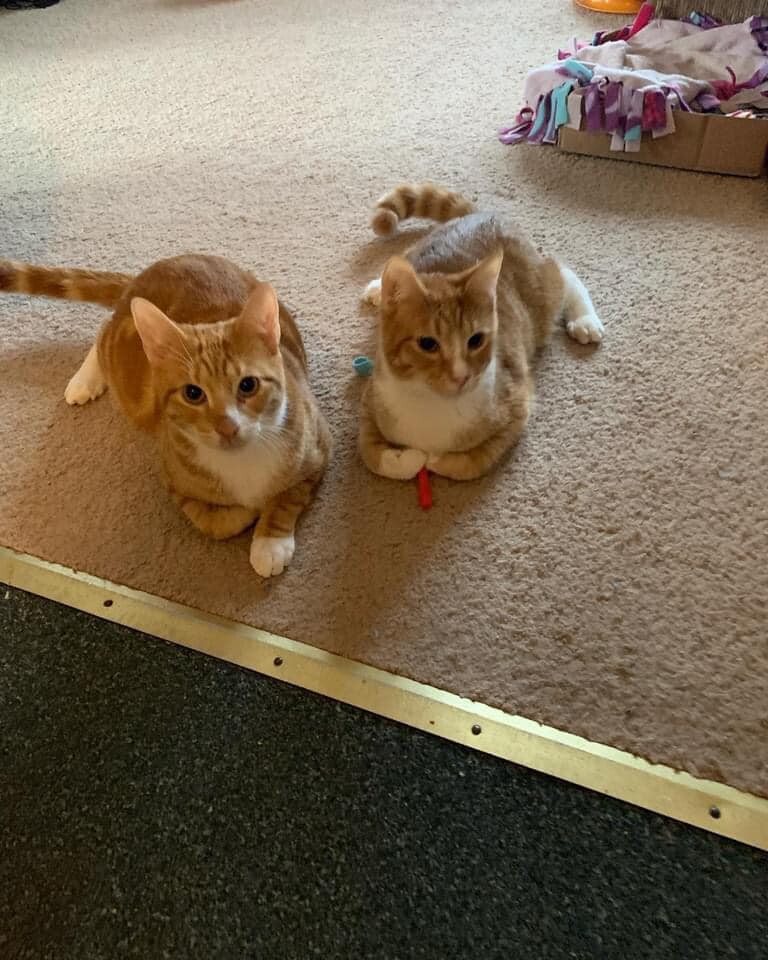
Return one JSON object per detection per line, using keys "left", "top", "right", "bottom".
{"left": 528, "top": 94, "right": 553, "bottom": 144}
{"left": 625, "top": 89, "right": 645, "bottom": 139}
{"left": 682, "top": 12, "right": 722, "bottom": 29}
{"left": 642, "top": 90, "right": 668, "bottom": 131}
{"left": 543, "top": 101, "right": 560, "bottom": 144}
{"left": 750, "top": 16, "right": 768, "bottom": 52}
{"left": 592, "top": 2, "right": 654, "bottom": 47}
{"left": 603, "top": 82, "right": 623, "bottom": 133}
{"left": 498, "top": 108, "right": 534, "bottom": 145}
{"left": 657, "top": 84, "right": 693, "bottom": 114}
{"left": 584, "top": 83, "right": 604, "bottom": 133}
{"left": 695, "top": 92, "right": 723, "bottom": 110}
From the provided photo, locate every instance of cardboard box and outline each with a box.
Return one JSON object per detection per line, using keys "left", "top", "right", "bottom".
{"left": 558, "top": 112, "right": 768, "bottom": 177}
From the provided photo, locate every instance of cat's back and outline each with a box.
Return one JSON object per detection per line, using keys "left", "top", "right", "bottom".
{"left": 130, "top": 255, "right": 306, "bottom": 366}
{"left": 115, "top": 254, "right": 256, "bottom": 326}
{"left": 410, "top": 213, "right": 541, "bottom": 275}
{"left": 106, "top": 253, "right": 306, "bottom": 369}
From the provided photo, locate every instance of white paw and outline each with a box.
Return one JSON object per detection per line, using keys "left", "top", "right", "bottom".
{"left": 363, "top": 278, "right": 382, "bottom": 307}
{"left": 377, "top": 447, "right": 426, "bottom": 480}
{"left": 250, "top": 534, "right": 295, "bottom": 578}
{"left": 566, "top": 313, "right": 604, "bottom": 345}
{"left": 64, "top": 371, "right": 106, "bottom": 405}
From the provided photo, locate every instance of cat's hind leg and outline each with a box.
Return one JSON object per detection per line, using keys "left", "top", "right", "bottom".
{"left": 179, "top": 498, "right": 258, "bottom": 540}
{"left": 559, "top": 265, "right": 604, "bottom": 345}
{"left": 427, "top": 409, "right": 529, "bottom": 481}
{"left": 65, "top": 344, "right": 107, "bottom": 405}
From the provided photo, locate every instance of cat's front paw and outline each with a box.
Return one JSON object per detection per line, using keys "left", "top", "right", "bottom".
{"left": 566, "top": 313, "right": 604, "bottom": 345}
{"left": 427, "top": 453, "right": 461, "bottom": 480}
{"left": 250, "top": 534, "right": 295, "bottom": 578}
{"left": 362, "top": 277, "right": 382, "bottom": 307}
{"left": 64, "top": 370, "right": 106, "bottom": 405}
{"left": 427, "top": 452, "right": 483, "bottom": 481}
{"left": 377, "top": 447, "right": 427, "bottom": 480}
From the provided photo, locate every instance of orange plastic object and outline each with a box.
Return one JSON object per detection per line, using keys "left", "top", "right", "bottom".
{"left": 575, "top": 0, "right": 642, "bottom": 12}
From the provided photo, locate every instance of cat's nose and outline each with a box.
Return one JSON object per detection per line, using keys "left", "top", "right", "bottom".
{"left": 215, "top": 415, "right": 240, "bottom": 439}
{"left": 450, "top": 363, "right": 469, "bottom": 389}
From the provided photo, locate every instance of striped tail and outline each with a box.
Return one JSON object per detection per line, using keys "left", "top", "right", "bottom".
{"left": 370, "top": 183, "right": 475, "bottom": 237}
{"left": 0, "top": 259, "right": 133, "bottom": 309}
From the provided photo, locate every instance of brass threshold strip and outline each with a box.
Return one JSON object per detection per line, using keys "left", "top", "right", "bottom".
{"left": 2, "top": 545, "right": 766, "bottom": 852}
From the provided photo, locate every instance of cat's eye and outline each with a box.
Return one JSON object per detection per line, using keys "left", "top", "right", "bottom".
{"left": 238, "top": 376, "right": 259, "bottom": 397}
{"left": 417, "top": 336, "right": 440, "bottom": 353}
{"left": 183, "top": 384, "right": 206, "bottom": 404}
{"left": 467, "top": 332, "right": 485, "bottom": 351}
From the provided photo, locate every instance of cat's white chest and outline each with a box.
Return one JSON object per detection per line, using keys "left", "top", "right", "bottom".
{"left": 193, "top": 438, "right": 287, "bottom": 509}
{"left": 373, "top": 363, "right": 495, "bottom": 454}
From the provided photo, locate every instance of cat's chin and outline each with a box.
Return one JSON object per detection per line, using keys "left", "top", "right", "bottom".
{"left": 207, "top": 434, "right": 249, "bottom": 452}
{"left": 433, "top": 381, "right": 472, "bottom": 398}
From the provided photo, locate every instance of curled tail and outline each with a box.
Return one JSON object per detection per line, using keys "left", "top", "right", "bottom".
{"left": 0, "top": 259, "right": 133, "bottom": 309}
{"left": 371, "top": 183, "right": 474, "bottom": 237}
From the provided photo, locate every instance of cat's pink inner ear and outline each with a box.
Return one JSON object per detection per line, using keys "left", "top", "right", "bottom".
{"left": 381, "top": 256, "right": 425, "bottom": 307}
{"left": 463, "top": 250, "right": 504, "bottom": 303}
{"left": 238, "top": 282, "right": 281, "bottom": 354}
{"left": 130, "top": 297, "right": 188, "bottom": 368}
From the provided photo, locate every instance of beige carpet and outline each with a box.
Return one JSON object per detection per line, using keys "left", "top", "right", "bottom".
{"left": 2, "top": 0, "right": 767, "bottom": 798}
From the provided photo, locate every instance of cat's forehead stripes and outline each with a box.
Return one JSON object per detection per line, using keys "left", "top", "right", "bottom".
{"left": 186, "top": 329, "right": 245, "bottom": 381}
{"left": 432, "top": 305, "right": 463, "bottom": 339}
{"left": 420, "top": 302, "right": 479, "bottom": 343}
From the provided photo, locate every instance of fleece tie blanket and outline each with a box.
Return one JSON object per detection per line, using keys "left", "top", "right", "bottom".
{"left": 501, "top": 7, "right": 768, "bottom": 152}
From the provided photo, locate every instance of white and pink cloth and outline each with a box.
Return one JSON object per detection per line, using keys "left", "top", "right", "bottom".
{"left": 500, "top": 7, "right": 768, "bottom": 153}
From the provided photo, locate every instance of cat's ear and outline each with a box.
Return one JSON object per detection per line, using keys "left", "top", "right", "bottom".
{"left": 381, "top": 256, "right": 426, "bottom": 308}
{"left": 131, "top": 297, "right": 188, "bottom": 368}
{"left": 236, "top": 282, "right": 281, "bottom": 354}
{"left": 462, "top": 249, "right": 504, "bottom": 303}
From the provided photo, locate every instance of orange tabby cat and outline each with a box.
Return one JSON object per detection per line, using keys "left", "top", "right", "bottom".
{"left": 0, "top": 254, "right": 330, "bottom": 577}
{"left": 359, "top": 184, "right": 604, "bottom": 481}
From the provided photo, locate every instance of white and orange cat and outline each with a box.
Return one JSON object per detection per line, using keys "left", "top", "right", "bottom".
{"left": 359, "top": 184, "right": 604, "bottom": 481}
{"left": 0, "top": 254, "right": 330, "bottom": 577}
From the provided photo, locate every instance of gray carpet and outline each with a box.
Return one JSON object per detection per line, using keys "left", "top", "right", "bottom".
{"left": 1, "top": 586, "right": 766, "bottom": 960}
